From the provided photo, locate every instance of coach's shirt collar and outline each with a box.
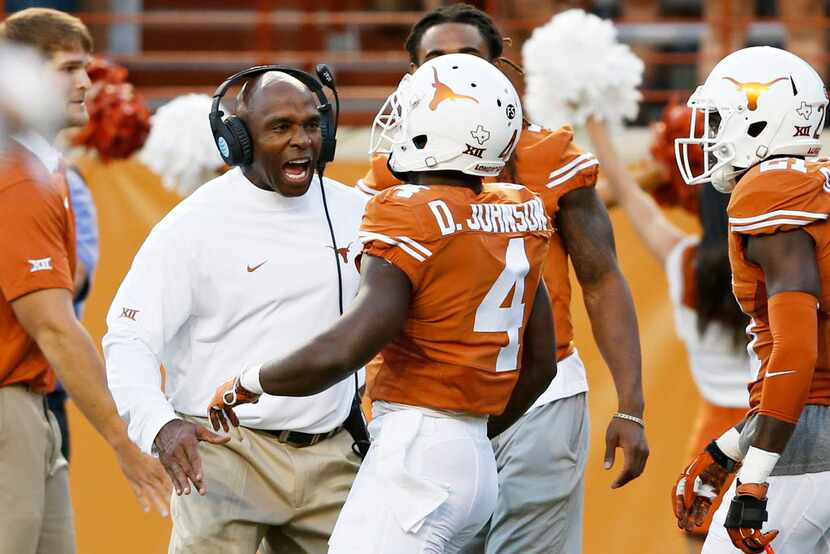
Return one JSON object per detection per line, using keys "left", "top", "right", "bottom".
{"left": 238, "top": 167, "right": 317, "bottom": 211}
{"left": 13, "top": 131, "right": 62, "bottom": 173}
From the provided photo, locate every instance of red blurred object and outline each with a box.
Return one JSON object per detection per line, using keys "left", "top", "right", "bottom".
{"left": 71, "top": 57, "right": 151, "bottom": 161}
{"left": 649, "top": 97, "right": 705, "bottom": 214}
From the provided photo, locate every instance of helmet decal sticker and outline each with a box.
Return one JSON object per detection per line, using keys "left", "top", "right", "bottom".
{"left": 429, "top": 67, "right": 479, "bottom": 111}
{"left": 470, "top": 125, "right": 491, "bottom": 145}
{"left": 722, "top": 76, "right": 788, "bottom": 111}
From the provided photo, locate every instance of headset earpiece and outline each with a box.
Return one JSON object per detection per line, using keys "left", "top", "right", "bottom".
{"left": 224, "top": 116, "right": 253, "bottom": 166}
{"left": 318, "top": 104, "right": 336, "bottom": 165}
{"left": 315, "top": 64, "right": 339, "bottom": 166}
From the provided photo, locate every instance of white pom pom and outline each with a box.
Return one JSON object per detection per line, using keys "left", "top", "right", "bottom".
{"left": 522, "top": 9, "right": 644, "bottom": 129}
{"left": 138, "top": 94, "right": 225, "bottom": 196}
{"left": 0, "top": 41, "right": 63, "bottom": 140}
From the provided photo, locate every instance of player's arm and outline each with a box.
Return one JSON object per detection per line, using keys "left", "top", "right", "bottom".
{"left": 718, "top": 228, "right": 819, "bottom": 553}
{"left": 744, "top": 229, "right": 819, "bottom": 453}
{"left": 586, "top": 117, "right": 687, "bottom": 263}
{"left": 257, "top": 254, "right": 410, "bottom": 395}
{"left": 558, "top": 185, "right": 649, "bottom": 489}
{"left": 208, "top": 254, "right": 411, "bottom": 429}
{"left": 487, "top": 280, "right": 557, "bottom": 438}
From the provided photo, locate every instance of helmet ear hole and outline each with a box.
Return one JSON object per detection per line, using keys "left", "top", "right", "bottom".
{"left": 747, "top": 121, "right": 767, "bottom": 137}
{"left": 412, "top": 134, "right": 428, "bottom": 149}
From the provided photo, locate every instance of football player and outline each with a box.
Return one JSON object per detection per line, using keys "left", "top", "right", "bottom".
{"left": 586, "top": 107, "right": 751, "bottom": 554}
{"left": 207, "top": 53, "right": 558, "bottom": 553}
{"left": 358, "top": 5, "right": 649, "bottom": 552}
{"left": 674, "top": 46, "right": 830, "bottom": 554}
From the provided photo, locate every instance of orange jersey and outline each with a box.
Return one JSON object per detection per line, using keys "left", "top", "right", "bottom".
{"left": 358, "top": 124, "right": 598, "bottom": 360}
{"left": 360, "top": 182, "right": 552, "bottom": 415}
{"left": 727, "top": 157, "right": 830, "bottom": 412}
{"left": 0, "top": 146, "right": 76, "bottom": 393}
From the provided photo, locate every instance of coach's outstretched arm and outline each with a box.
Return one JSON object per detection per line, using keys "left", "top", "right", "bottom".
{"left": 104, "top": 225, "right": 230, "bottom": 498}
{"left": 208, "top": 254, "right": 411, "bottom": 430}
{"left": 487, "top": 281, "right": 557, "bottom": 438}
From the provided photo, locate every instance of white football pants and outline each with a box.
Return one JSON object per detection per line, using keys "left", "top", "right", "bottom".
{"left": 328, "top": 404, "right": 498, "bottom": 554}
{"left": 703, "top": 471, "right": 830, "bottom": 553}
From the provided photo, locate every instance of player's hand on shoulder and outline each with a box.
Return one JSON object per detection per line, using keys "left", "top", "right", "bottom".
{"left": 153, "top": 418, "right": 230, "bottom": 496}
{"left": 724, "top": 481, "right": 779, "bottom": 553}
{"left": 208, "top": 376, "right": 261, "bottom": 432}
{"left": 672, "top": 440, "right": 740, "bottom": 531}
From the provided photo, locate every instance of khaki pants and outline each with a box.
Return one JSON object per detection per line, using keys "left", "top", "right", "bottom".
{"left": 0, "top": 385, "right": 75, "bottom": 554}
{"left": 169, "top": 416, "right": 361, "bottom": 554}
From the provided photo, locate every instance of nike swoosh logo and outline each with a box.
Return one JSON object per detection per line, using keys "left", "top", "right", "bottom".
{"left": 247, "top": 261, "right": 267, "bottom": 273}
{"left": 766, "top": 370, "right": 796, "bottom": 378}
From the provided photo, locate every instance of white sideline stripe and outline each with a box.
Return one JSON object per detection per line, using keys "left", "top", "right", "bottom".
{"left": 358, "top": 231, "right": 426, "bottom": 262}
{"left": 546, "top": 159, "right": 599, "bottom": 188}
{"left": 397, "top": 235, "right": 432, "bottom": 256}
{"left": 731, "top": 218, "right": 816, "bottom": 232}
{"left": 355, "top": 179, "right": 380, "bottom": 196}
{"left": 547, "top": 153, "right": 595, "bottom": 180}
{"left": 728, "top": 209, "right": 828, "bottom": 225}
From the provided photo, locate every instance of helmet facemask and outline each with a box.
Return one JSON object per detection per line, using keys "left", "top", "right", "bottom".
{"left": 370, "top": 73, "right": 413, "bottom": 157}
{"left": 675, "top": 91, "right": 744, "bottom": 192}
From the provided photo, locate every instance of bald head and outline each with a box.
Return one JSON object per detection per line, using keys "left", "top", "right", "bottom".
{"left": 236, "top": 72, "right": 315, "bottom": 124}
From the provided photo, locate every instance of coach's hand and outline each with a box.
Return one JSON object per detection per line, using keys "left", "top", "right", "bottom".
{"left": 153, "top": 419, "right": 230, "bottom": 496}
{"left": 673, "top": 441, "right": 740, "bottom": 531}
{"left": 115, "top": 440, "right": 174, "bottom": 516}
{"left": 724, "top": 482, "right": 778, "bottom": 553}
{"left": 207, "top": 376, "right": 261, "bottom": 432}
{"left": 603, "top": 416, "right": 649, "bottom": 489}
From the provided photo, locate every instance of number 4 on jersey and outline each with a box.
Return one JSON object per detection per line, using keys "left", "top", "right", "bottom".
{"left": 474, "top": 238, "right": 530, "bottom": 372}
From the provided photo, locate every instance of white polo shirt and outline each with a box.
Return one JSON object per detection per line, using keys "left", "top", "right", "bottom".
{"left": 104, "top": 168, "right": 367, "bottom": 454}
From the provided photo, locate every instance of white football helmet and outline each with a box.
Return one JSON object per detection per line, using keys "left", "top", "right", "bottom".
{"left": 675, "top": 46, "right": 827, "bottom": 192}
{"left": 370, "top": 53, "right": 523, "bottom": 177}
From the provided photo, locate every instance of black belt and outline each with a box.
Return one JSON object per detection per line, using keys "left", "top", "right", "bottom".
{"left": 262, "top": 426, "right": 342, "bottom": 448}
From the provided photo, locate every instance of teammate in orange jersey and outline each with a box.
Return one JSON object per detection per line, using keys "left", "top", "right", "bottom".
{"left": 587, "top": 111, "right": 751, "bottom": 554}
{"left": 358, "top": 5, "right": 648, "bottom": 553}
{"left": 674, "top": 46, "right": 830, "bottom": 554}
{"left": 207, "top": 53, "right": 558, "bottom": 553}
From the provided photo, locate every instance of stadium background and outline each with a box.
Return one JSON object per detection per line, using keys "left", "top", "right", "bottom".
{"left": 3, "top": 1, "right": 825, "bottom": 552}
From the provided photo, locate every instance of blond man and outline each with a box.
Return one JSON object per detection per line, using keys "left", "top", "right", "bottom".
{"left": 0, "top": 9, "right": 169, "bottom": 554}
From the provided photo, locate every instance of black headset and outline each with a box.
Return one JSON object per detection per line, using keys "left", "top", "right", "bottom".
{"left": 209, "top": 64, "right": 339, "bottom": 171}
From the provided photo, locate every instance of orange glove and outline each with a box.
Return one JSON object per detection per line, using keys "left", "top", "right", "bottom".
{"left": 673, "top": 441, "right": 740, "bottom": 531}
{"left": 725, "top": 482, "right": 779, "bottom": 553}
{"left": 207, "top": 377, "right": 260, "bottom": 432}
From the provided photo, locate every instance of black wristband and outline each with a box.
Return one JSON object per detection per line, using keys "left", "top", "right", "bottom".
{"left": 724, "top": 490, "right": 768, "bottom": 529}
{"left": 705, "top": 440, "right": 739, "bottom": 472}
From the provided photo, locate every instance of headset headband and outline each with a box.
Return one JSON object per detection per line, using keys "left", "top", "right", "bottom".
{"left": 210, "top": 64, "right": 328, "bottom": 119}
{"left": 209, "top": 64, "right": 338, "bottom": 169}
